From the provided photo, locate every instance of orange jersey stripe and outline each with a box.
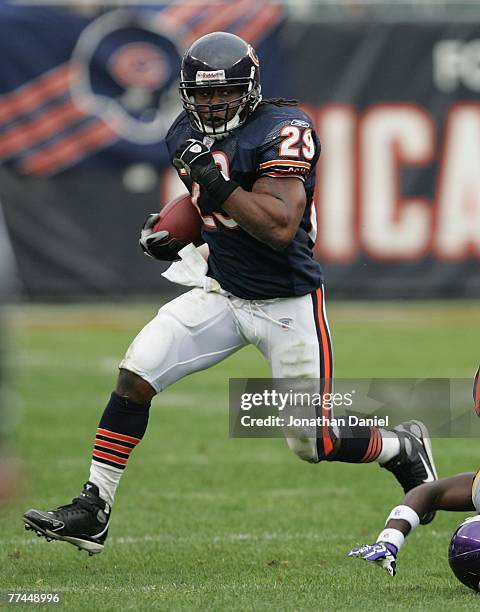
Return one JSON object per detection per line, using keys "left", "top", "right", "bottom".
{"left": 92, "top": 449, "right": 128, "bottom": 466}
{"left": 94, "top": 438, "right": 134, "bottom": 455}
{"left": 259, "top": 160, "right": 311, "bottom": 169}
{"left": 263, "top": 172, "right": 305, "bottom": 181}
{"left": 0, "top": 64, "right": 70, "bottom": 124}
{"left": 96, "top": 428, "right": 141, "bottom": 445}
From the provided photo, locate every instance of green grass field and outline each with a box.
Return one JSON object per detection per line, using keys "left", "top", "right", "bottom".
{"left": 2, "top": 301, "right": 480, "bottom": 610}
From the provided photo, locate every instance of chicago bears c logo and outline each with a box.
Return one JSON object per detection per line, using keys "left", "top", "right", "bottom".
{"left": 109, "top": 43, "right": 170, "bottom": 89}
{"left": 70, "top": 10, "right": 185, "bottom": 144}
{"left": 247, "top": 44, "right": 260, "bottom": 67}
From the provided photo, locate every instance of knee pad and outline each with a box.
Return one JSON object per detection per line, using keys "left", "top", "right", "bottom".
{"left": 273, "top": 341, "right": 318, "bottom": 378}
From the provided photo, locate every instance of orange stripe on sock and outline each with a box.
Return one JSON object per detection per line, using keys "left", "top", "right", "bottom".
{"left": 360, "top": 427, "right": 375, "bottom": 462}
{"left": 371, "top": 429, "right": 381, "bottom": 462}
{"left": 96, "top": 428, "right": 141, "bottom": 445}
{"left": 92, "top": 449, "right": 128, "bottom": 466}
{"left": 94, "top": 438, "right": 133, "bottom": 455}
{"left": 374, "top": 428, "right": 383, "bottom": 461}
{"left": 362, "top": 428, "right": 382, "bottom": 463}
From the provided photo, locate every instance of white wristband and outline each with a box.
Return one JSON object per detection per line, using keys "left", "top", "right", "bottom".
{"left": 386, "top": 505, "right": 420, "bottom": 531}
{"left": 376, "top": 528, "right": 405, "bottom": 552}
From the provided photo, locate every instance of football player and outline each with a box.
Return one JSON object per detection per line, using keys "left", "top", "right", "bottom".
{"left": 348, "top": 367, "right": 480, "bottom": 577}
{"left": 23, "top": 32, "right": 437, "bottom": 555}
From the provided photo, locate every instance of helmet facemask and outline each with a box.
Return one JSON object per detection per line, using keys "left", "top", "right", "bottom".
{"left": 179, "top": 68, "right": 261, "bottom": 138}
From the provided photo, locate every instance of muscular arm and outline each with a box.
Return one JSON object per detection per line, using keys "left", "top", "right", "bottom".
{"left": 388, "top": 473, "right": 476, "bottom": 536}
{"left": 222, "top": 176, "right": 306, "bottom": 251}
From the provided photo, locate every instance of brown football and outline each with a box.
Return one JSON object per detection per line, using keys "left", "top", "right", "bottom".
{"left": 153, "top": 194, "right": 203, "bottom": 246}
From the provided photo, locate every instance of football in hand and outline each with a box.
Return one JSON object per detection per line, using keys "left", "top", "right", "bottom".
{"left": 153, "top": 194, "right": 203, "bottom": 246}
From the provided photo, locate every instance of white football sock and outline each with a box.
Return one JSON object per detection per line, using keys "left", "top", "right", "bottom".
{"left": 376, "top": 430, "right": 401, "bottom": 465}
{"left": 89, "top": 461, "right": 122, "bottom": 506}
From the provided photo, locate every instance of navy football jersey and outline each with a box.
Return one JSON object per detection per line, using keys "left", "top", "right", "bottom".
{"left": 165, "top": 103, "right": 323, "bottom": 300}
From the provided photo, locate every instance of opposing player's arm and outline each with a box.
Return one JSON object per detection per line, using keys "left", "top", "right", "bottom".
{"left": 348, "top": 473, "right": 476, "bottom": 576}
{"left": 221, "top": 176, "right": 306, "bottom": 251}
{"left": 387, "top": 473, "right": 476, "bottom": 536}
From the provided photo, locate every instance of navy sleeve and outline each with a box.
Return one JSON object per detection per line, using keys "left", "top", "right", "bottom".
{"left": 255, "top": 114, "right": 320, "bottom": 182}
{"left": 165, "top": 111, "right": 189, "bottom": 161}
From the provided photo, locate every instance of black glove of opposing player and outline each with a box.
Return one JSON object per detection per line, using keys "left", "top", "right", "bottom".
{"left": 139, "top": 213, "right": 185, "bottom": 261}
{"left": 173, "top": 139, "right": 238, "bottom": 206}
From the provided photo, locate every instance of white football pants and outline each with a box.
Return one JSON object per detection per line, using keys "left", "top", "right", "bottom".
{"left": 120, "top": 286, "right": 333, "bottom": 462}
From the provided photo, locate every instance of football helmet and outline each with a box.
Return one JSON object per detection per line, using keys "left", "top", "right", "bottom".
{"left": 449, "top": 515, "right": 480, "bottom": 591}
{"left": 179, "top": 31, "right": 262, "bottom": 138}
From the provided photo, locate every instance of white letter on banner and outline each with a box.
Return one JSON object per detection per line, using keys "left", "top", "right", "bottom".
{"left": 434, "top": 104, "right": 480, "bottom": 259}
{"left": 360, "top": 104, "right": 433, "bottom": 259}
{"left": 315, "top": 105, "right": 357, "bottom": 261}
{"left": 433, "top": 40, "right": 463, "bottom": 92}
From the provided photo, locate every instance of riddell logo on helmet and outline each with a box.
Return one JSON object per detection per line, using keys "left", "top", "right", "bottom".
{"left": 196, "top": 70, "right": 226, "bottom": 83}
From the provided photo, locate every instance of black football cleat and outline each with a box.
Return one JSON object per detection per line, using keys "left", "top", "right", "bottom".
{"left": 23, "top": 482, "right": 110, "bottom": 555}
{"left": 381, "top": 420, "right": 438, "bottom": 525}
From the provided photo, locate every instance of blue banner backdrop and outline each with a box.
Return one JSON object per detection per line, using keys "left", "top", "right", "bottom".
{"left": 0, "top": 5, "right": 479, "bottom": 298}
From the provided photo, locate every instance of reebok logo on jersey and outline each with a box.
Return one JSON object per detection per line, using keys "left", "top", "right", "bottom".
{"left": 291, "top": 119, "right": 310, "bottom": 128}
{"left": 196, "top": 70, "right": 226, "bottom": 83}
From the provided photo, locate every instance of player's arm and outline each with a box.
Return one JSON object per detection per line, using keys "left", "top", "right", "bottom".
{"left": 348, "top": 473, "right": 475, "bottom": 576}
{"left": 172, "top": 139, "right": 307, "bottom": 251}
{"left": 389, "top": 473, "right": 475, "bottom": 534}
{"left": 222, "top": 176, "right": 305, "bottom": 250}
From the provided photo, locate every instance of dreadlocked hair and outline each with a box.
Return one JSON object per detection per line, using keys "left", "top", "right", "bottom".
{"left": 259, "top": 98, "right": 299, "bottom": 107}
